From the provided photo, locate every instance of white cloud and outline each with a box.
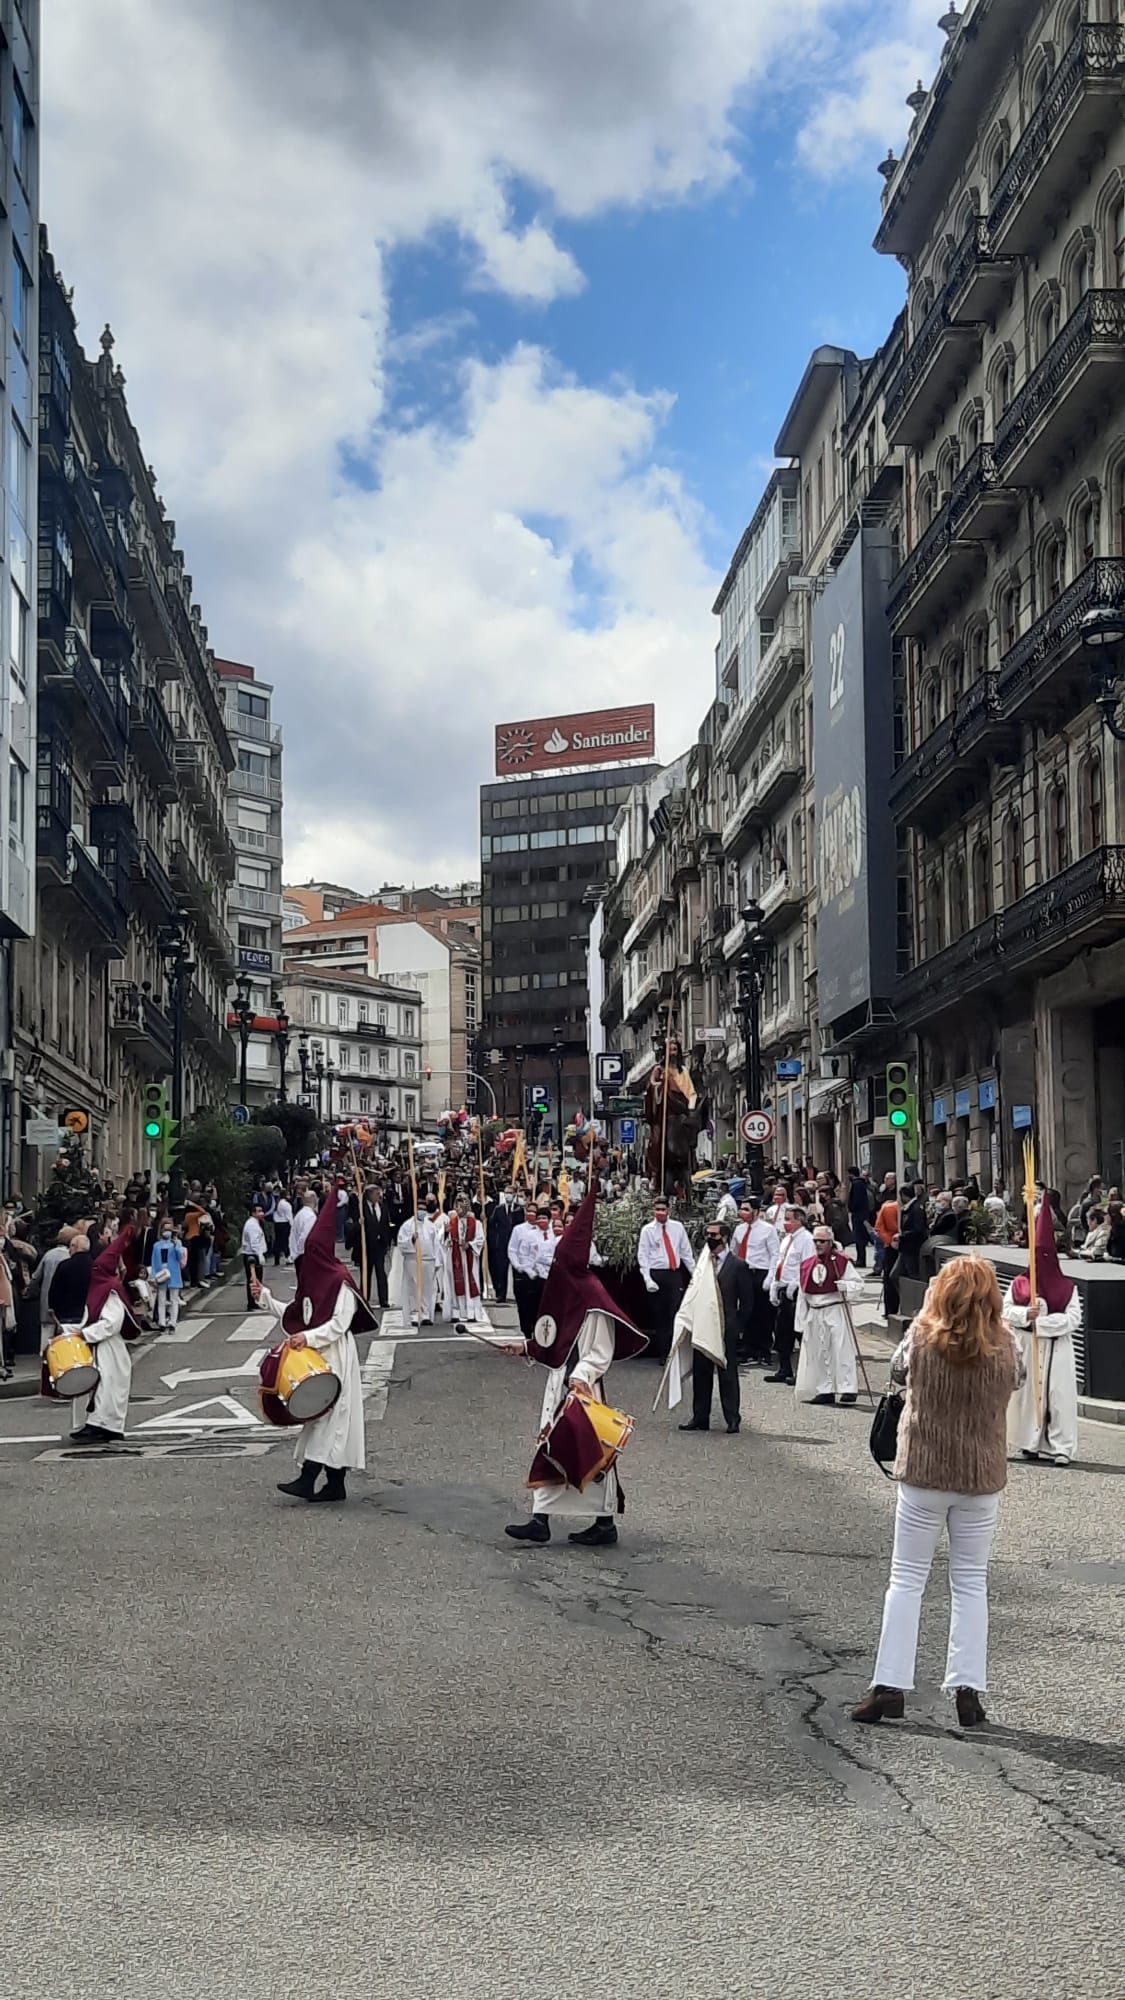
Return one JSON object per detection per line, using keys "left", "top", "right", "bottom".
{"left": 797, "top": 3, "right": 946, "bottom": 180}
{"left": 43, "top": 0, "right": 924, "bottom": 884}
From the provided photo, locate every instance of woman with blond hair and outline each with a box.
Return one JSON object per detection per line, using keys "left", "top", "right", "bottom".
{"left": 854, "top": 1256, "right": 1023, "bottom": 1729}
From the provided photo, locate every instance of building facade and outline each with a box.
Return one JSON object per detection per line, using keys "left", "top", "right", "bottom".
{"left": 281, "top": 968, "right": 424, "bottom": 1144}
{"left": 877, "top": 0, "right": 1125, "bottom": 1201}
{"left": 218, "top": 656, "right": 284, "bottom": 1108}
{"left": 481, "top": 764, "right": 654, "bottom": 1133}
{"left": 15, "top": 238, "right": 235, "bottom": 1190}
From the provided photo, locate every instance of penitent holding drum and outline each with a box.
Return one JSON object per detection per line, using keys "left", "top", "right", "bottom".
{"left": 255, "top": 1183, "right": 378, "bottom": 1505}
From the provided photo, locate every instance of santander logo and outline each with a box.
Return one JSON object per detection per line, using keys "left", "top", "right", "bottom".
{"left": 543, "top": 728, "right": 570, "bottom": 755}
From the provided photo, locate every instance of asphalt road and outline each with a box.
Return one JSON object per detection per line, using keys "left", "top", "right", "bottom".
{"left": 3, "top": 1260, "right": 1125, "bottom": 1999}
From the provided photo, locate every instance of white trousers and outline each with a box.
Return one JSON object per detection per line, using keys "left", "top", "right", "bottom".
{"left": 871, "top": 1483, "right": 1000, "bottom": 1693}
{"left": 155, "top": 1289, "right": 180, "bottom": 1330}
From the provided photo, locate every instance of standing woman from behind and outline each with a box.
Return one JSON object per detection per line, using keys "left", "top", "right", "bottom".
{"left": 854, "top": 1256, "right": 1022, "bottom": 1729}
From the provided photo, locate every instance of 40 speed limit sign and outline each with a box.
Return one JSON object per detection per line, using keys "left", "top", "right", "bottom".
{"left": 740, "top": 1110, "right": 775, "bottom": 1146}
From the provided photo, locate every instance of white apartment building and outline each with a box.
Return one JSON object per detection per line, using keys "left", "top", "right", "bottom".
{"left": 218, "top": 657, "right": 284, "bottom": 1107}
{"left": 282, "top": 969, "right": 424, "bottom": 1143}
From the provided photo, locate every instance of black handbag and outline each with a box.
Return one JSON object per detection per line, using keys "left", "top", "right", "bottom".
{"left": 869, "top": 1389, "right": 903, "bottom": 1478}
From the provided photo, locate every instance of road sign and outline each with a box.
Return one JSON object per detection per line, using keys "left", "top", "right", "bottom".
{"left": 232, "top": 1104, "right": 250, "bottom": 1125}
{"left": 528, "top": 1084, "right": 549, "bottom": 1109}
{"left": 607, "top": 1096, "right": 644, "bottom": 1118}
{"left": 596, "top": 1052, "right": 626, "bottom": 1090}
{"left": 740, "top": 1110, "right": 775, "bottom": 1145}
{"left": 62, "top": 1107, "right": 90, "bottom": 1135}
{"left": 776, "top": 1059, "right": 802, "bottom": 1082}
{"left": 25, "top": 1118, "right": 63, "bottom": 1149}
{"left": 619, "top": 1117, "right": 637, "bottom": 1145}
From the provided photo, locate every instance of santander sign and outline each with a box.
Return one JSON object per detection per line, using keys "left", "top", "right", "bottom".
{"left": 494, "top": 703, "right": 656, "bottom": 778}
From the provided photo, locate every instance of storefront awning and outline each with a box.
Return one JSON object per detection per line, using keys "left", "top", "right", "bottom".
{"left": 808, "top": 1078, "right": 852, "bottom": 1120}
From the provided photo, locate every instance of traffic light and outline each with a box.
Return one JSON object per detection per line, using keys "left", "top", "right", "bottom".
{"left": 160, "top": 1115, "right": 181, "bottom": 1177}
{"left": 143, "top": 1082, "right": 167, "bottom": 1145}
{"left": 886, "top": 1061, "right": 916, "bottom": 1145}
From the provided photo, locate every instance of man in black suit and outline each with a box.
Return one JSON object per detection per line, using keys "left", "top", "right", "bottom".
{"left": 350, "top": 1182, "right": 393, "bottom": 1308}
{"left": 680, "top": 1220, "right": 752, "bottom": 1435}
{"left": 486, "top": 1186, "right": 519, "bottom": 1303}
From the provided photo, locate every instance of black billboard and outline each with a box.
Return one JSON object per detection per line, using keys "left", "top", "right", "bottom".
{"left": 813, "top": 523, "right": 897, "bottom": 1032}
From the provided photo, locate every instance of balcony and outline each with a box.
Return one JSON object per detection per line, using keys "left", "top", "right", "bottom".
{"left": 896, "top": 846, "right": 1125, "bottom": 1026}
{"left": 129, "top": 682, "right": 177, "bottom": 800}
{"left": 622, "top": 886, "right": 662, "bottom": 955}
{"left": 996, "top": 557, "right": 1125, "bottom": 724}
{"left": 37, "top": 807, "right": 127, "bottom": 958}
{"left": 889, "top": 674, "right": 1016, "bottom": 833}
{"left": 944, "top": 216, "right": 1018, "bottom": 325}
{"left": 230, "top": 822, "right": 283, "bottom": 862}
{"left": 994, "top": 290, "right": 1125, "bottom": 489}
{"left": 946, "top": 444, "right": 1020, "bottom": 544}
{"left": 760, "top": 997, "right": 805, "bottom": 1051}
{"left": 185, "top": 981, "right": 237, "bottom": 1077}
{"left": 229, "top": 883, "right": 282, "bottom": 918}
{"left": 202, "top": 806, "right": 237, "bottom": 884}
{"left": 229, "top": 767, "right": 283, "bottom": 803}
{"left": 175, "top": 739, "right": 207, "bottom": 804}
{"left": 721, "top": 785, "right": 766, "bottom": 862}
{"left": 355, "top": 1019, "right": 389, "bottom": 1040}
{"left": 755, "top": 740, "right": 803, "bottom": 814}
{"left": 224, "top": 706, "right": 281, "bottom": 747}
{"left": 758, "top": 872, "right": 804, "bottom": 933}
{"left": 600, "top": 973, "right": 624, "bottom": 1029}
{"left": 756, "top": 533, "right": 803, "bottom": 620}
{"left": 132, "top": 838, "right": 178, "bottom": 927}
{"left": 64, "top": 446, "right": 124, "bottom": 611}
{"left": 171, "top": 840, "right": 230, "bottom": 962}
{"left": 40, "top": 624, "right": 130, "bottom": 781}
{"left": 886, "top": 494, "right": 986, "bottom": 638}
{"left": 701, "top": 903, "right": 733, "bottom": 965}
{"left": 755, "top": 607, "right": 804, "bottom": 714}
{"left": 990, "top": 26, "right": 1125, "bottom": 255}
{"left": 885, "top": 293, "right": 983, "bottom": 450}
{"left": 110, "top": 980, "right": 174, "bottom": 1074}
{"left": 90, "top": 800, "right": 140, "bottom": 911}
{"left": 127, "top": 540, "right": 180, "bottom": 674}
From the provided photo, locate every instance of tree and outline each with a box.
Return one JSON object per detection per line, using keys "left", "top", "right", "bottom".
{"left": 30, "top": 1140, "right": 102, "bottom": 1245}
{"left": 254, "top": 1100, "right": 318, "bottom": 1170}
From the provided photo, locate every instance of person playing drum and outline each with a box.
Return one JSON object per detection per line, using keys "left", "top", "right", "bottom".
{"left": 254, "top": 1185, "right": 377, "bottom": 1503}
{"left": 67, "top": 1226, "right": 144, "bottom": 1444}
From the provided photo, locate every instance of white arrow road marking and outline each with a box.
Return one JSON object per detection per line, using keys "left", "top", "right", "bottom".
{"left": 160, "top": 1351, "right": 267, "bottom": 1391}
{"left": 136, "top": 1395, "right": 265, "bottom": 1431}
{"left": 0, "top": 1432, "right": 72, "bottom": 1446}
{"left": 152, "top": 1316, "right": 212, "bottom": 1345}
{"left": 227, "top": 1314, "right": 278, "bottom": 1341}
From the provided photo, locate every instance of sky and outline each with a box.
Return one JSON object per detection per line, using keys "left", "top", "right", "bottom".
{"left": 44, "top": 0, "right": 944, "bottom": 890}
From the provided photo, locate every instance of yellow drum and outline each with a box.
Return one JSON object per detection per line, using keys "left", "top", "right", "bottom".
{"left": 274, "top": 1342, "right": 340, "bottom": 1422}
{"left": 46, "top": 1330, "right": 99, "bottom": 1400}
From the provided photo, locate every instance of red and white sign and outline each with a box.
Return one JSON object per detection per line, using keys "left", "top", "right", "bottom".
{"left": 494, "top": 703, "right": 655, "bottom": 778}
{"left": 740, "top": 1110, "right": 775, "bottom": 1145}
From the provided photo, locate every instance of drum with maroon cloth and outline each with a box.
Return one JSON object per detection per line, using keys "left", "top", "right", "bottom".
{"left": 44, "top": 1331, "right": 99, "bottom": 1400}
{"left": 258, "top": 1340, "right": 340, "bottom": 1427}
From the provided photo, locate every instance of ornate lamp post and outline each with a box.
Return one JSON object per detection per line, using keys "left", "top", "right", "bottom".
{"left": 550, "top": 1029, "right": 566, "bottom": 1147}
{"left": 311, "top": 1039, "right": 325, "bottom": 1119}
{"left": 231, "top": 972, "right": 254, "bottom": 1108}
{"left": 158, "top": 921, "right": 193, "bottom": 1208}
{"left": 1081, "top": 603, "right": 1125, "bottom": 743}
{"left": 271, "top": 991, "right": 290, "bottom": 1103}
{"left": 736, "top": 901, "right": 770, "bottom": 1198}
{"left": 297, "top": 1029, "right": 312, "bottom": 1100}
{"left": 325, "top": 1060, "right": 337, "bottom": 1123}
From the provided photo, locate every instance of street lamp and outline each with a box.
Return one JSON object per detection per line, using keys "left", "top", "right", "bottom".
{"left": 311, "top": 1039, "right": 325, "bottom": 1119}
{"left": 1081, "top": 603, "right": 1125, "bottom": 742}
{"left": 325, "top": 1060, "right": 337, "bottom": 1123}
{"left": 736, "top": 900, "right": 770, "bottom": 1199}
{"left": 231, "top": 972, "right": 254, "bottom": 1109}
{"left": 271, "top": 990, "right": 290, "bottom": 1103}
{"left": 514, "top": 1043, "right": 525, "bottom": 1131}
{"left": 157, "top": 921, "right": 194, "bottom": 1209}
{"left": 550, "top": 1028, "right": 566, "bottom": 1148}
{"left": 297, "top": 1029, "right": 312, "bottom": 1099}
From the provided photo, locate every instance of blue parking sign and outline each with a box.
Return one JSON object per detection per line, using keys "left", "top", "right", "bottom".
{"left": 619, "top": 1117, "right": 637, "bottom": 1144}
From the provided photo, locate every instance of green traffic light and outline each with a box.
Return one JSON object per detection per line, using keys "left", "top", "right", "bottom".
{"left": 889, "top": 1109, "right": 909, "bottom": 1129}
{"left": 144, "top": 1118, "right": 162, "bottom": 1139}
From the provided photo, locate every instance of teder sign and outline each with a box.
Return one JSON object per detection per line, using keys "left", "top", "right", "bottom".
{"left": 812, "top": 523, "right": 897, "bottom": 1033}
{"left": 495, "top": 704, "right": 655, "bottom": 777}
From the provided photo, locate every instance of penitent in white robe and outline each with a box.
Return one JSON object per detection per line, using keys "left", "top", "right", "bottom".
{"left": 531, "top": 1309, "right": 619, "bottom": 1521}
{"left": 1004, "top": 1288, "right": 1081, "bottom": 1464}
{"left": 794, "top": 1273, "right": 863, "bottom": 1402}
{"left": 69, "top": 1292, "right": 132, "bottom": 1437}
{"left": 394, "top": 1218, "right": 440, "bottom": 1325}
{"left": 260, "top": 1281, "right": 366, "bottom": 1472}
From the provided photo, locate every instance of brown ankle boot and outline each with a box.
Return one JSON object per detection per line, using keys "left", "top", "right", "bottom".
{"left": 955, "top": 1687, "right": 986, "bottom": 1728}
{"left": 851, "top": 1685, "right": 905, "bottom": 1724}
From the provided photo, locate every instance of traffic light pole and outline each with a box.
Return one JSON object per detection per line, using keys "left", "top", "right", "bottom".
{"left": 169, "top": 953, "right": 186, "bottom": 1210}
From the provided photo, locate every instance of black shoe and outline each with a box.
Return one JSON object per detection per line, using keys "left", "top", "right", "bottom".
{"left": 568, "top": 1519, "right": 618, "bottom": 1547}
{"left": 837, "top": 1394, "right": 858, "bottom": 1406}
{"left": 310, "top": 1483, "right": 347, "bottom": 1503}
{"left": 505, "top": 1517, "right": 550, "bottom": 1543}
{"left": 955, "top": 1687, "right": 987, "bottom": 1729}
{"left": 69, "top": 1426, "right": 98, "bottom": 1443}
{"left": 764, "top": 1370, "right": 794, "bottom": 1385}
{"left": 811, "top": 1393, "right": 836, "bottom": 1406}
{"left": 1019, "top": 1449, "right": 1041, "bottom": 1462}
{"left": 851, "top": 1685, "right": 905, "bottom": 1725}
{"left": 678, "top": 1419, "right": 710, "bottom": 1431}
{"left": 277, "top": 1463, "right": 320, "bottom": 1500}
{"left": 726, "top": 1421, "right": 741, "bottom": 1433}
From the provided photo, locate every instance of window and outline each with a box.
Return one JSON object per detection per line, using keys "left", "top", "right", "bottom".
{"left": 926, "top": 874, "right": 945, "bottom": 954}
{"left": 337, "top": 997, "right": 350, "bottom": 1025}
{"left": 378, "top": 1049, "right": 388, "bottom": 1073}
{"left": 339, "top": 1089, "right": 351, "bottom": 1112}
{"left": 238, "top": 748, "right": 267, "bottom": 776}
{"left": 972, "top": 839, "right": 992, "bottom": 921}
{"left": 237, "top": 690, "right": 269, "bottom": 720}
{"left": 1074, "top": 498, "right": 1096, "bottom": 568}
{"left": 1033, "top": 290, "right": 1060, "bottom": 364}
{"left": 402, "top": 1009, "right": 415, "bottom": 1035}
{"left": 359, "top": 1049, "right": 370, "bottom": 1073}
{"left": 311, "top": 994, "right": 321, "bottom": 1023}
{"left": 339, "top": 1043, "right": 351, "bottom": 1067}
{"left": 1082, "top": 752, "right": 1104, "bottom": 851}
{"left": 1002, "top": 809, "right": 1023, "bottom": 903}
{"left": 9, "top": 581, "right": 28, "bottom": 690}
{"left": 1041, "top": 535, "right": 1065, "bottom": 606}
{"left": 9, "top": 248, "right": 29, "bottom": 353}
{"left": 1049, "top": 781, "right": 1070, "bottom": 875}
{"left": 999, "top": 581, "right": 1020, "bottom": 653}
{"left": 404, "top": 1094, "right": 417, "bottom": 1124}
{"left": 358, "top": 1001, "right": 369, "bottom": 1023}
{"left": 376, "top": 1004, "right": 388, "bottom": 1025}
{"left": 359, "top": 1092, "right": 370, "bottom": 1113}
{"left": 239, "top": 861, "right": 269, "bottom": 890}
{"left": 404, "top": 1053, "right": 416, "bottom": 1076}
{"left": 968, "top": 623, "right": 988, "bottom": 679}
{"left": 8, "top": 419, "right": 29, "bottom": 522}
{"left": 949, "top": 855, "right": 969, "bottom": 938}
{"left": 8, "top": 756, "right": 25, "bottom": 842}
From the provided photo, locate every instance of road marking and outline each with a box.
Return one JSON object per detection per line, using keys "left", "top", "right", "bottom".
{"left": 0, "top": 1432, "right": 71, "bottom": 1446}
{"left": 160, "top": 1352, "right": 267, "bottom": 1391}
{"left": 152, "top": 1316, "right": 212, "bottom": 1345}
{"left": 227, "top": 1314, "right": 278, "bottom": 1341}
{"left": 136, "top": 1394, "right": 265, "bottom": 1432}
{"left": 35, "top": 1438, "right": 278, "bottom": 1462}
{"left": 361, "top": 1339, "right": 397, "bottom": 1421}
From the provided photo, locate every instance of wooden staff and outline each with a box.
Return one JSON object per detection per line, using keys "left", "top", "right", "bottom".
{"left": 658, "top": 1003, "right": 674, "bottom": 1198}
{"left": 346, "top": 1128, "right": 368, "bottom": 1304}
{"left": 1022, "top": 1133, "right": 1043, "bottom": 1423}
{"left": 475, "top": 1114, "right": 491, "bottom": 1300}
{"left": 407, "top": 1129, "right": 424, "bottom": 1321}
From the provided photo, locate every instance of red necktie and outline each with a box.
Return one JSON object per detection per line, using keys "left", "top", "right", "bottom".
{"left": 662, "top": 1225, "right": 677, "bottom": 1271}
{"left": 737, "top": 1227, "right": 749, "bottom": 1262}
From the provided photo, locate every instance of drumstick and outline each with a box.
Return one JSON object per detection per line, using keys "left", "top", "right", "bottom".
{"left": 455, "top": 1317, "right": 521, "bottom": 1356}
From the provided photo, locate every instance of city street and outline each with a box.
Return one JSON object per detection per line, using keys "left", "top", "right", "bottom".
{"left": 3, "top": 1264, "right": 1125, "bottom": 1997}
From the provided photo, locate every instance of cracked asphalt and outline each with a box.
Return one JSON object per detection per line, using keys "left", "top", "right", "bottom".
{"left": 3, "top": 1269, "right": 1125, "bottom": 1999}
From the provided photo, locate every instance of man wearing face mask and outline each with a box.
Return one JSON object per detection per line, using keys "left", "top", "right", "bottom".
{"left": 395, "top": 1196, "right": 443, "bottom": 1326}
{"left": 486, "top": 1185, "right": 518, "bottom": 1304}
{"left": 678, "top": 1220, "right": 750, "bottom": 1434}
{"left": 148, "top": 1219, "right": 187, "bottom": 1331}
{"left": 794, "top": 1221, "right": 864, "bottom": 1406}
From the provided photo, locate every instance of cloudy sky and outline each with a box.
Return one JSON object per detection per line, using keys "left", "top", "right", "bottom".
{"left": 45, "top": 1, "right": 941, "bottom": 889}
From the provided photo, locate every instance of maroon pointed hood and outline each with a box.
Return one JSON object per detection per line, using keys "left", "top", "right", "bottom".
{"left": 1011, "top": 1197, "right": 1074, "bottom": 1314}
{"left": 281, "top": 1185, "right": 378, "bottom": 1337}
{"left": 86, "top": 1226, "right": 143, "bottom": 1334}
{"left": 526, "top": 1183, "right": 647, "bottom": 1366}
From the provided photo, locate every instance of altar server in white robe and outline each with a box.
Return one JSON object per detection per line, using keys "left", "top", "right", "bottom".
{"left": 69, "top": 1225, "right": 143, "bottom": 1443}
{"left": 443, "top": 1196, "right": 487, "bottom": 1322}
{"left": 1004, "top": 1197, "right": 1081, "bottom": 1466}
{"left": 793, "top": 1223, "right": 865, "bottom": 1405}
{"left": 257, "top": 1185, "right": 376, "bottom": 1502}
{"left": 394, "top": 1198, "right": 443, "bottom": 1325}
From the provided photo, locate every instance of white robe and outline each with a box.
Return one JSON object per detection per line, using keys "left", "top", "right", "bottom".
{"left": 794, "top": 1273, "right": 862, "bottom": 1402}
{"left": 1004, "top": 1288, "right": 1081, "bottom": 1463}
{"left": 531, "top": 1309, "right": 620, "bottom": 1520}
{"left": 69, "top": 1292, "right": 131, "bottom": 1436}
{"left": 393, "top": 1217, "right": 441, "bottom": 1324}
{"left": 442, "top": 1218, "right": 485, "bottom": 1322}
{"left": 261, "top": 1282, "right": 366, "bottom": 1472}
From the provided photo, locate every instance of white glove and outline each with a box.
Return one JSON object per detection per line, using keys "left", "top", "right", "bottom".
{"left": 644, "top": 1276, "right": 658, "bottom": 1294}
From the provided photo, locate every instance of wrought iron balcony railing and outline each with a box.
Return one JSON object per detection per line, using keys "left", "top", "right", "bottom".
{"left": 997, "top": 556, "right": 1125, "bottom": 714}
{"left": 989, "top": 25, "right": 1125, "bottom": 243}
{"left": 994, "top": 291, "right": 1125, "bottom": 475}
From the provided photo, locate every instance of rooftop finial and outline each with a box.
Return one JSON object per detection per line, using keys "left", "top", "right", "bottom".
{"left": 938, "top": 5, "right": 961, "bottom": 36}
{"left": 878, "top": 148, "right": 899, "bottom": 181}
{"left": 907, "top": 79, "right": 928, "bottom": 114}
{"left": 100, "top": 323, "right": 114, "bottom": 356}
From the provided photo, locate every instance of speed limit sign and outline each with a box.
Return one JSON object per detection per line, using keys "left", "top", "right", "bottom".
{"left": 741, "top": 1110, "right": 775, "bottom": 1145}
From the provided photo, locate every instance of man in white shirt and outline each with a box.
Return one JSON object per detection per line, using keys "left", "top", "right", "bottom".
{"left": 730, "top": 1196, "right": 780, "bottom": 1366}
{"left": 509, "top": 1207, "right": 551, "bottom": 1336}
{"left": 289, "top": 1192, "right": 318, "bottom": 1277}
{"left": 638, "top": 1196, "right": 695, "bottom": 1361}
{"left": 272, "top": 1193, "right": 294, "bottom": 1265}
{"left": 715, "top": 1183, "right": 738, "bottom": 1225}
{"left": 766, "top": 1206, "right": 816, "bottom": 1385}
{"left": 241, "top": 1206, "right": 268, "bottom": 1309}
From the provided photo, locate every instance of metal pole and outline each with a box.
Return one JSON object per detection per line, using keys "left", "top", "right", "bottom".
{"left": 170, "top": 947, "right": 185, "bottom": 1209}
{"left": 554, "top": 1036, "right": 564, "bottom": 1150}
{"left": 239, "top": 1021, "right": 249, "bottom": 1108}
{"left": 748, "top": 956, "right": 764, "bottom": 1199}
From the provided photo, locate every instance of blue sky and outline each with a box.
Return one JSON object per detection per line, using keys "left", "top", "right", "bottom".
{"left": 49, "top": 0, "right": 942, "bottom": 884}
